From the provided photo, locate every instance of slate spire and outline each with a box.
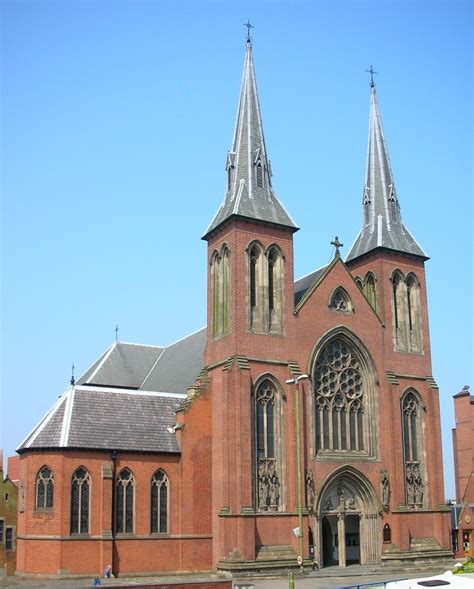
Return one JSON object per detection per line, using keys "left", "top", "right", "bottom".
{"left": 346, "top": 83, "right": 426, "bottom": 262}
{"left": 203, "top": 38, "right": 297, "bottom": 240}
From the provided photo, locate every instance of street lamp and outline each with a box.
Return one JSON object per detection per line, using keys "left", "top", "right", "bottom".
{"left": 286, "top": 374, "right": 309, "bottom": 573}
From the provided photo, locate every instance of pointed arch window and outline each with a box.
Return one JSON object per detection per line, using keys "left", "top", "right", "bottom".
{"left": 211, "top": 245, "right": 231, "bottom": 339}
{"left": 391, "top": 271, "right": 406, "bottom": 350}
{"left": 314, "top": 339, "right": 371, "bottom": 455}
{"left": 151, "top": 470, "right": 169, "bottom": 534}
{"left": 256, "top": 161, "right": 263, "bottom": 188}
{"left": 402, "top": 390, "right": 425, "bottom": 508}
{"left": 36, "top": 466, "right": 54, "bottom": 509}
{"left": 255, "top": 378, "right": 282, "bottom": 512}
{"left": 364, "top": 273, "right": 377, "bottom": 311}
{"left": 267, "top": 246, "right": 284, "bottom": 333}
{"left": 329, "top": 287, "right": 352, "bottom": 313}
{"left": 406, "top": 274, "right": 422, "bottom": 352}
{"left": 71, "top": 467, "right": 90, "bottom": 534}
{"left": 116, "top": 469, "right": 134, "bottom": 534}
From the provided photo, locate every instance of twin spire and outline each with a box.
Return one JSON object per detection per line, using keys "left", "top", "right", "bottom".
{"left": 203, "top": 38, "right": 298, "bottom": 240}
{"left": 204, "top": 35, "right": 425, "bottom": 262}
{"left": 345, "top": 83, "right": 426, "bottom": 261}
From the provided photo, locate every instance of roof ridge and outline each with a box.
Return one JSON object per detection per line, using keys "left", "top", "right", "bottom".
{"left": 116, "top": 341, "right": 165, "bottom": 349}
{"left": 75, "top": 385, "right": 187, "bottom": 398}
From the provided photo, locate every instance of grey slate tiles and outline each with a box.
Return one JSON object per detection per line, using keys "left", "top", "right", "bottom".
{"left": 203, "top": 39, "right": 297, "bottom": 239}
{"left": 346, "top": 85, "right": 426, "bottom": 262}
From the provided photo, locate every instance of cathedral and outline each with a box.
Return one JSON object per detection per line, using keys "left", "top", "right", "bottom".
{"left": 15, "top": 37, "right": 452, "bottom": 578}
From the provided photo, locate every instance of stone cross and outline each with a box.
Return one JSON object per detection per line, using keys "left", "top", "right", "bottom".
{"left": 331, "top": 236, "right": 344, "bottom": 257}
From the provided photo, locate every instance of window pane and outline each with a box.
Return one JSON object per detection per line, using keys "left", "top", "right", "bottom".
{"left": 46, "top": 480, "right": 54, "bottom": 508}
{"left": 37, "top": 481, "right": 45, "bottom": 509}
{"left": 159, "top": 483, "right": 167, "bottom": 533}
{"left": 125, "top": 483, "right": 133, "bottom": 533}
{"left": 116, "top": 483, "right": 124, "bottom": 533}
{"left": 266, "top": 402, "right": 274, "bottom": 457}
{"left": 5, "top": 528, "right": 13, "bottom": 551}
{"left": 151, "top": 484, "right": 158, "bottom": 533}
{"left": 80, "top": 479, "right": 89, "bottom": 534}
{"left": 71, "top": 480, "right": 79, "bottom": 534}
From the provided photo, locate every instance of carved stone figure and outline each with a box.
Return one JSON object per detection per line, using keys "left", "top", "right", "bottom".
{"left": 305, "top": 468, "right": 315, "bottom": 512}
{"left": 269, "top": 472, "right": 280, "bottom": 507}
{"left": 381, "top": 469, "right": 390, "bottom": 510}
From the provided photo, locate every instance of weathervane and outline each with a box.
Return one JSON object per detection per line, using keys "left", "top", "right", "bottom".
{"left": 366, "top": 65, "right": 378, "bottom": 88}
{"left": 244, "top": 19, "right": 254, "bottom": 42}
{"left": 70, "top": 363, "right": 75, "bottom": 386}
{"left": 331, "top": 236, "right": 344, "bottom": 258}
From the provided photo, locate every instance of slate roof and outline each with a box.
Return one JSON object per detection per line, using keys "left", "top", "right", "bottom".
{"left": 76, "top": 342, "right": 164, "bottom": 389}
{"left": 346, "top": 85, "right": 427, "bottom": 263}
{"left": 18, "top": 386, "right": 183, "bottom": 453}
{"left": 294, "top": 265, "right": 328, "bottom": 306}
{"left": 203, "top": 39, "right": 298, "bottom": 239}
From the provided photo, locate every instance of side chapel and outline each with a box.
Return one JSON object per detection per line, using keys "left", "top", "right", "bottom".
{"left": 15, "top": 36, "right": 452, "bottom": 577}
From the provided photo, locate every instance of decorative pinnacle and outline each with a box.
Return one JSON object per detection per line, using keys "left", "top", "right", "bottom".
{"left": 70, "top": 363, "right": 75, "bottom": 386}
{"left": 331, "top": 236, "right": 344, "bottom": 258}
{"left": 366, "top": 65, "right": 378, "bottom": 88}
{"left": 244, "top": 19, "right": 254, "bottom": 42}
{"left": 115, "top": 324, "right": 119, "bottom": 342}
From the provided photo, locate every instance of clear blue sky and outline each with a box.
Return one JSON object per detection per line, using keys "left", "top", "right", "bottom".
{"left": 1, "top": 0, "right": 472, "bottom": 498}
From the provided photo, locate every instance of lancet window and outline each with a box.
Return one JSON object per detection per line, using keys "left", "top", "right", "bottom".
{"left": 70, "top": 467, "right": 90, "bottom": 534}
{"left": 116, "top": 468, "right": 134, "bottom": 534}
{"left": 248, "top": 243, "right": 284, "bottom": 334}
{"left": 391, "top": 270, "right": 422, "bottom": 353}
{"left": 402, "top": 390, "right": 425, "bottom": 508}
{"left": 36, "top": 466, "right": 54, "bottom": 509}
{"left": 363, "top": 272, "right": 377, "bottom": 311}
{"left": 254, "top": 378, "right": 282, "bottom": 512}
{"left": 211, "top": 245, "right": 230, "bottom": 338}
{"left": 151, "top": 470, "right": 169, "bottom": 534}
{"left": 314, "top": 339, "right": 368, "bottom": 454}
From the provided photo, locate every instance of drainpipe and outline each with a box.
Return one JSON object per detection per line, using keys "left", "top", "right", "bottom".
{"left": 111, "top": 450, "right": 117, "bottom": 577}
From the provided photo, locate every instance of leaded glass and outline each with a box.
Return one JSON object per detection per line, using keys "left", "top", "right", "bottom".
{"left": 71, "top": 467, "right": 90, "bottom": 534}
{"left": 36, "top": 466, "right": 53, "bottom": 509}
{"left": 402, "top": 391, "right": 424, "bottom": 508}
{"left": 314, "top": 339, "right": 364, "bottom": 452}
{"left": 255, "top": 379, "right": 280, "bottom": 512}
{"left": 330, "top": 288, "right": 350, "bottom": 312}
{"left": 151, "top": 470, "right": 168, "bottom": 533}
{"left": 116, "top": 468, "right": 134, "bottom": 534}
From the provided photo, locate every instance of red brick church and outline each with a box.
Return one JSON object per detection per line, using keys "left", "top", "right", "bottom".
{"left": 15, "top": 37, "right": 451, "bottom": 578}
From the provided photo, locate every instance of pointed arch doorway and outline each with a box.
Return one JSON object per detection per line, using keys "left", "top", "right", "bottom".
{"left": 314, "top": 467, "right": 381, "bottom": 567}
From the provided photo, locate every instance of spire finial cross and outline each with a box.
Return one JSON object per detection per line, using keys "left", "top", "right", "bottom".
{"left": 331, "top": 236, "right": 344, "bottom": 258}
{"left": 244, "top": 20, "right": 254, "bottom": 42}
{"left": 115, "top": 324, "right": 119, "bottom": 342}
{"left": 366, "top": 65, "right": 378, "bottom": 88}
{"left": 70, "top": 363, "right": 75, "bottom": 386}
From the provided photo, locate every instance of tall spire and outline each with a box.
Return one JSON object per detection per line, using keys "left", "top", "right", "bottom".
{"left": 203, "top": 37, "right": 297, "bottom": 240}
{"left": 346, "top": 82, "right": 426, "bottom": 262}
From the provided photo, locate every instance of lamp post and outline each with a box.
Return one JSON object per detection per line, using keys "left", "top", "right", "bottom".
{"left": 286, "top": 374, "right": 309, "bottom": 573}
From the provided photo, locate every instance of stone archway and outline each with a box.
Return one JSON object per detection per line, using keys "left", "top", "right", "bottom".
{"left": 313, "top": 467, "right": 381, "bottom": 567}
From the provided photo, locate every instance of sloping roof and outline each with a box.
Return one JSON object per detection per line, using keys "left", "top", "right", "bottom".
{"left": 346, "top": 85, "right": 427, "bottom": 263}
{"left": 203, "top": 39, "right": 297, "bottom": 239}
{"left": 76, "top": 342, "right": 164, "bottom": 389}
{"left": 141, "top": 328, "right": 206, "bottom": 393}
{"left": 294, "top": 265, "right": 328, "bottom": 306}
{"left": 17, "top": 386, "right": 183, "bottom": 454}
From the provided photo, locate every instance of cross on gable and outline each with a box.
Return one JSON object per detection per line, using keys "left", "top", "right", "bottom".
{"left": 331, "top": 236, "right": 344, "bottom": 257}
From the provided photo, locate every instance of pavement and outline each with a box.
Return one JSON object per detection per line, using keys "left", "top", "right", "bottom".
{"left": 1, "top": 566, "right": 473, "bottom": 589}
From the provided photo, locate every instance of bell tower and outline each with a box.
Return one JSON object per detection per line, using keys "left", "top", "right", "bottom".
{"left": 201, "top": 34, "right": 298, "bottom": 568}
{"left": 202, "top": 34, "right": 298, "bottom": 366}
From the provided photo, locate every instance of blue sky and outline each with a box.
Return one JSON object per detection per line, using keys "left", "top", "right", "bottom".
{"left": 1, "top": 0, "right": 472, "bottom": 498}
